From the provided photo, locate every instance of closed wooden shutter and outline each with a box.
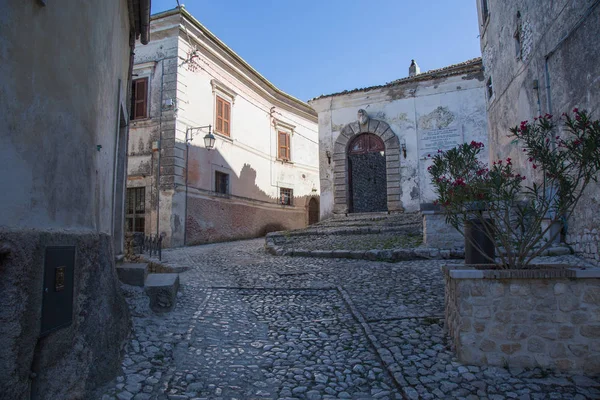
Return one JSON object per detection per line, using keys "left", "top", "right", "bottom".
{"left": 132, "top": 78, "right": 148, "bottom": 120}
{"left": 216, "top": 96, "right": 231, "bottom": 136}
{"left": 278, "top": 131, "right": 290, "bottom": 160}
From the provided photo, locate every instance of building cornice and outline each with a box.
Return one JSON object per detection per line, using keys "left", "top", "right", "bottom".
{"left": 150, "top": 7, "right": 317, "bottom": 123}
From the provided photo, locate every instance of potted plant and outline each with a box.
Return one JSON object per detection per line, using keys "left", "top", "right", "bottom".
{"left": 429, "top": 110, "right": 600, "bottom": 372}
{"left": 429, "top": 110, "right": 600, "bottom": 269}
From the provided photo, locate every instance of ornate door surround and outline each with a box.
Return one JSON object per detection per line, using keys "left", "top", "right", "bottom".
{"left": 331, "top": 110, "right": 403, "bottom": 214}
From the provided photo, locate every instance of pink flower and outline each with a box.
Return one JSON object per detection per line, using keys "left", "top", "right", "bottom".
{"left": 533, "top": 164, "right": 537, "bottom": 169}
{"left": 573, "top": 108, "right": 579, "bottom": 113}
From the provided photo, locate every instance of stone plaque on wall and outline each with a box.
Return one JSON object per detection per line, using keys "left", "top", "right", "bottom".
{"left": 419, "top": 126, "right": 463, "bottom": 158}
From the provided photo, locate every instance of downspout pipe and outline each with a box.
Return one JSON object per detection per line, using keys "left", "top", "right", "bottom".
{"left": 184, "top": 128, "right": 189, "bottom": 246}
{"left": 140, "top": 0, "right": 151, "bottom": 45}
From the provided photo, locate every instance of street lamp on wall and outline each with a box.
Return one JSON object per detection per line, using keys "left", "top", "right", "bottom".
{"left": 186, "top": 125, "right": 214, "bottom": 150}
{"left": 203, "top": 131, "right": 216, "bottom": 150}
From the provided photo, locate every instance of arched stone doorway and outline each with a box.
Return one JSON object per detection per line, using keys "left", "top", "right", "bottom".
{"left": 348, "top": 134, "right": 387, "bottom": 213}
{"left": 308, "top": 197, "right": 319, "bottom": 225}
{"left": 331, "top": 110, "right": 403, "bottom": 214}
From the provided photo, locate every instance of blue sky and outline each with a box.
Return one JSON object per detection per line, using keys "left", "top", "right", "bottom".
{"left": 152, "top": 0, "right": 482, "bottom": 102}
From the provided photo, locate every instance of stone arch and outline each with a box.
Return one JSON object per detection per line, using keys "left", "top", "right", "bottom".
{"left": 332, "top": 118, "right": 403, "bottom": 214}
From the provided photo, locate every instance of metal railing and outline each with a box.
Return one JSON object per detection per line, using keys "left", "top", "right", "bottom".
{"left": 142, "top": 235, "right": 162, "bottom": 261}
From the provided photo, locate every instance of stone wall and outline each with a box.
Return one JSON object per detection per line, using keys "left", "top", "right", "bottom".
{"left": 478, "top": 0, "right": 600, "bottom": 264}
{"left": 443, "top": 266, "right": 600, "bottom": 373}
{"left": 567, "top": 228, "right": 600, "bottom": 266}
{"left": 185, "top": 193, "right": 307, "bottom": 245}
{"left": 0, "top": 230, "right": 130, "bottom": 400}
{"left": 423, "top": 212, "right": 463, "bottom": 249}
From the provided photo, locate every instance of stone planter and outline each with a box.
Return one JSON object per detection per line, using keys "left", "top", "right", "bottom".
{"left": 443, "top": 264, "right": 600, "bottom": 373}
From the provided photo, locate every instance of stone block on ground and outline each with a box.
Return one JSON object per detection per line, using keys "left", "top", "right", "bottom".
{"left": 144, "top": 273, "right": 179, "bottom": 313}
{"left": 116, "top": 263, "right": 149, "bottom": 287}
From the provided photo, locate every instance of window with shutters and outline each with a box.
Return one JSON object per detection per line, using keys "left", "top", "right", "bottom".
{"left": 131, "top": 78, "right": 148, "bottom": 120}
{"left": 278, "top": 131, "right": 291, "bottom": 161}
{"left": 215, "top": 96, "right": 231, "bottom": 136}
{"left": 215, "top": 171, "right": 229, "bottom": 194}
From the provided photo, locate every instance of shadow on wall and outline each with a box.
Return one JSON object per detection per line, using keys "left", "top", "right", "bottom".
{"left": 183, "top": 144, "right": 320, "bottom": 245}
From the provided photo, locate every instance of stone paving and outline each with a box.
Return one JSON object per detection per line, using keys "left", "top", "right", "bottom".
{"left": 97, "top": 239, "right": 600, "bottom": 400}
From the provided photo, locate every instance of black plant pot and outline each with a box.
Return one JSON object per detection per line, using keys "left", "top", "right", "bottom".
{"left": 465, "top": 218, "right": 495, "bottom": 265}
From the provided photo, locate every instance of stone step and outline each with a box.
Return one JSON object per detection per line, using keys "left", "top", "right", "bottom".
{"left": 116, "top": 263, "right": 148, "bottom": 287}
{"left": 144, "top": 273, "right": 180, "bottom": 313}
{"left": 314, "top": 213, "right": 422, "bottom": 228}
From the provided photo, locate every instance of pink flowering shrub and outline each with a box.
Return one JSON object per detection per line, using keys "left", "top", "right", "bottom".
{"left": 429, "top": 109, "right": 600, "bottom": 269}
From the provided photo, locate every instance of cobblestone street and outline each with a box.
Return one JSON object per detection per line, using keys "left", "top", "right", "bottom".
{"left": 98, "top": 239, "right": 600, "bottom": 400}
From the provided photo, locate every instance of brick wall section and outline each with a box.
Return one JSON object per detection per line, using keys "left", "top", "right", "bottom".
{"left": 423, "top": 213, "right": 463, "bottom": 249}
{"left": 443, "top": 266, "right": 600, "bottom": 373}
{"left": 185, "top": 195, "right": 306, "bottom": 245}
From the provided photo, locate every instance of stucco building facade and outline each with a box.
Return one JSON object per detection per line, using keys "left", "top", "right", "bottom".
{"left": 0, "top": 0, "right": 151, "bottom": 399}
{"left": 477, "top": 0, "right": 600, "bottom": 263}
{"left": 127, "top": 7, "right": 320, "bottom": 248}
{"left": 309, "top": 59, "right": 489, "bottom": 220}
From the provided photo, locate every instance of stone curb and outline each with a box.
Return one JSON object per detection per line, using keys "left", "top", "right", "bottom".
{"left": 265, "top": 240, "right": 464, "bottom": 262}
{"left": 335, "top": 286, "right": 410, "bottom": 395}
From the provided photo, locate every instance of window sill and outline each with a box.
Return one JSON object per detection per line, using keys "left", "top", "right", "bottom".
{"left": 214, "top": 131, "right": 233, "bottom": 143}
{"left": 277, "top": 159, "right": 294, "bottom": 165}
{"left": 130, "top": 117, "right": 153, "bottom": 125}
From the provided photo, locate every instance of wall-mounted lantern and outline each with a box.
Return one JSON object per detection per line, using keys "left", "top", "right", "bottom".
{"left": 400, "top": 139, "right": 407, "bottom": 159}
{"left": 186, "top": 125, "right": 214, "bottom": 150}
{"left": 325, "top": 150, "right": 331, "bottom": 165}
{"left": 203, "top": 131, "right": 216, "bottom": 151}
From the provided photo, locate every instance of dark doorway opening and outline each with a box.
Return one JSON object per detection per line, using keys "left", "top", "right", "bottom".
{"left": 308, "top": 197, "right": 319, "bottom": 225}
{"left": 348, "top": 133, "right": 387, "bottom": 213}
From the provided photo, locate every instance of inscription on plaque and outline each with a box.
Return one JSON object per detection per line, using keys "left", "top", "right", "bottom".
{"left": 419, "top": 126, "right": 463, "bottom": 158}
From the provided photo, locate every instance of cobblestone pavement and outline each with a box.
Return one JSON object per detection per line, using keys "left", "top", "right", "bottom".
{"left": 98, "top": 239, "right": 600, "bottom": 400}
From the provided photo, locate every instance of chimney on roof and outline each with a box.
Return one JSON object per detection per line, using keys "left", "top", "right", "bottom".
{"left": 409, "top": 59, "right": 420, "bottom": 77}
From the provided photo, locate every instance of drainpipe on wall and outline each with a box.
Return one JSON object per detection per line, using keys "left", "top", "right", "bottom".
{"left": 139, "top": 0, "right": 151, "bottom": 45}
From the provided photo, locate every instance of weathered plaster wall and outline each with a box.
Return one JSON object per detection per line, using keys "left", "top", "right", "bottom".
{"left": 185, "top": 192, "right": 309, "bottom": 245}
{"left": 0, "top": 1, "right": 135, "bottom": 398}
{"left": 310, "top": 71, "right": 488, "bottom": 220}
{"left": 478, "top": 0, "right": 600, "bottom": 263}
{"left": 0, "top": 0, "right": 131, "bottom": 234}
{"left": 127, "top": 19, "right": 181, "bottom": 241}
{"left": 128, "top": 10, "right": 320, "bottom": 247}
{"left": 0, "top": 231, "right": 130, "bottom": 400}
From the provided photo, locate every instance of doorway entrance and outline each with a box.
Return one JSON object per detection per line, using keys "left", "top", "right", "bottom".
{"left": 348, "top": 133, "right": 387, "bottom": 213}
{"left": 308, "top": 197, "right": 319, "bottom": 225}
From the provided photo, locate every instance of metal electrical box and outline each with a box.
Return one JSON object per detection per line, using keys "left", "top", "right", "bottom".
{"left": 40, "top": 246, "right": 75, "bottom": 336}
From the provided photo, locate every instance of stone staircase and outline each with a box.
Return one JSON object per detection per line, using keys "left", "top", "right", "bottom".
{"left": 116, "top": 262, "right": 179, "bottom": 313}
{"left": 265, "top": 212, "right": 465, "bottom": 261}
